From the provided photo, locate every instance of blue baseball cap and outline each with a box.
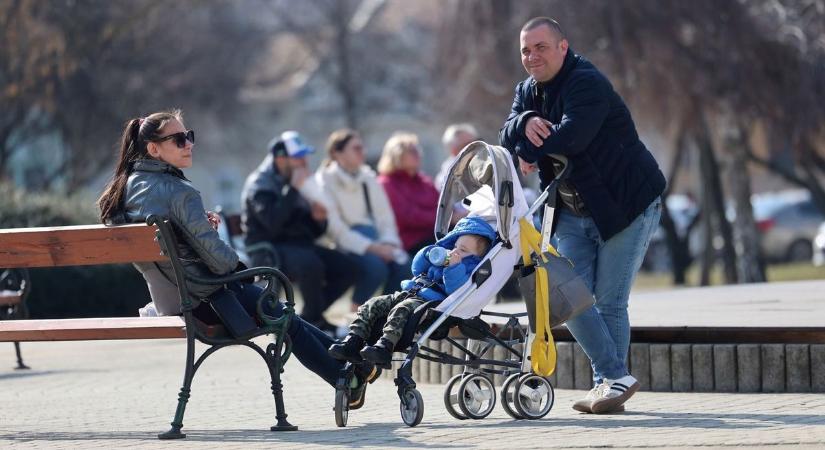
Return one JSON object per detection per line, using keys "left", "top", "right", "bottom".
{"left": 269, "top": 130, "right": 314, "bottom": 158}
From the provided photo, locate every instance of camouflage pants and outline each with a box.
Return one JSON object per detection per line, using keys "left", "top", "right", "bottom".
{"left": 350, "top": 292, "right": 425, "bottom": 346}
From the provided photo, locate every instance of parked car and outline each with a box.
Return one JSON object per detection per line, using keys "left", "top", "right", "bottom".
{"left": 752, "top": 190, "right": 824, "bottom": 263}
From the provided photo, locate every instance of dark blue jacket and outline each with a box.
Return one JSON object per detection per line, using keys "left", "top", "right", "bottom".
{"left": 500, "top": 49, "right": 666, "bottom": 240}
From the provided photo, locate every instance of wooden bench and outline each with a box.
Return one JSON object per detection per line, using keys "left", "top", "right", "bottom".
{"left": 0, "top": 217, "right": 298, "bottom": 439}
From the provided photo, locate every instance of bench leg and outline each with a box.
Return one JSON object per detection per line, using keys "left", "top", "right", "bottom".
{"left": 14, "top": 342, "right": 30, "bottom": 370}
{"left": 158, "top": 334, "right": 196, "bottom": 440}
{"left": 267, "top": 336, "right": 297, "bottom": 431}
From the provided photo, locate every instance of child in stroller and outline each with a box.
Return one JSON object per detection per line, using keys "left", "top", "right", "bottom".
{"left": 328, "top": 216, "right": 496, "bottom": 368}
{"left": 328, "top": 141, "right": 570, "bottom": 428}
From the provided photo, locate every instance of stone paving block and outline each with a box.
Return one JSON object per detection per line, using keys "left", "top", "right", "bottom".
{"left": 440, "top": 339, "right": 453, "bottom": 384}
{"left": 555, "top": 341, "right": 574, "bottom": 389}
{"left": 812, "top": 345, "right": 825, "bottom": 392}
{"left": 546, "top": 342, "right": 558, "bottom": 387}
{"left": 451, "top": 338, "right": 465, "bottom": 377}
{"left": 418, "top": 339, "right": 430, "bottom": 384}
{"left": 671, "top": 344, "right": 692, "bottom": 392}
{"left": 428, "top": 339, "right": 442, "bottom": 385}
{"left": 785, "top": 344, "right": 811, "bottom": 393}
{"left": 714, "top": 344, "right": 737, "bottom": 392}
{"left": 761, "top": 344, "right": 785, "bottom": 393}
{"left": 650, "top": 344, "right": 671, "bottom": 391}
{"left": 492, "top": 344, "right": 506, "bottom": 387}
{"left": 737, "top": 344, "right": 761, "bottom": 392}
{"left": 692, "top": 344, "right": 714, "bottom": 391}
{"left": 630, "top": 343, "right": 651, "bottom": 391}
{"left": 573, "top": 343, "right": 592, "bottom": 390}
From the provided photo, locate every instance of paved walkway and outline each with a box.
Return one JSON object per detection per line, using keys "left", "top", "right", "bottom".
{"left": 2, "top": 338, "right": 824, "bottom": 449}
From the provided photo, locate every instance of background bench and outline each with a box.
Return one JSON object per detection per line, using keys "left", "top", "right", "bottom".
{"left": 0, "top": 220, "right": 298, "bottom": 438}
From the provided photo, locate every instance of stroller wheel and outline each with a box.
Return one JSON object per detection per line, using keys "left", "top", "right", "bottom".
{"left": 513, "top": 374, "right": 554, "bottom": 420}
{"left": 501, "top": 373, "right": 525, "bottom": 420}
{"left": 457, "top": 374, "right": 496, "bottom": 420}
{"left": 443, "top": 374, "right": 469, "bottom": 420}
{"left": 334, "top": 388, "right": 349, "bottom": 427}
{"left": 400, "top": 388, "right": 424, "bottom": 427}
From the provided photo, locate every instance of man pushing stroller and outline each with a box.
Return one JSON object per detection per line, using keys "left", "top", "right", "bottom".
{"left": 329, "top": 216, "right": 495, "bottom": 368}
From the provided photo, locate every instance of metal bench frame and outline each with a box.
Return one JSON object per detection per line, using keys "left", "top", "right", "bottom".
{"left": 147, "top": 215, "right": 298, "bottom": 438}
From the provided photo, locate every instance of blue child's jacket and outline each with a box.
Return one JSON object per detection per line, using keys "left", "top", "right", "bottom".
{"left": 399, "top": 216, "right": 497, "bottom": 301}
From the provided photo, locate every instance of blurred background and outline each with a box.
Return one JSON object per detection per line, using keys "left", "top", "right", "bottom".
{"left": 2, "top": 0, "right": 825, "bottom": 318}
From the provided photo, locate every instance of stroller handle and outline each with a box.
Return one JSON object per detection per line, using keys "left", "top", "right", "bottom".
{"left": 526, "top": 155, "right": 570, "bottom": 217}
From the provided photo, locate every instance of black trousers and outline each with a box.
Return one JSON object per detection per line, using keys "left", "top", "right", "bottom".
{"left": 250, "top": 242, "right": 360, "bottom": 324}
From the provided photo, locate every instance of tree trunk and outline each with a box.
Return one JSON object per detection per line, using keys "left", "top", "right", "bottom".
{"left": 696, "top": 115, "right": 738, "bottom": 284}
{"left": 722, "top": 122, "right": 766, "bottom": 283}
{"left": 333, "top": 2, "right": 358, "bottom": 129}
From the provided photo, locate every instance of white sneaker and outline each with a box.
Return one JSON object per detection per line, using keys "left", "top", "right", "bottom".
{"left": 572, "top": 382, "right": 609, "bottom": 413}
{"left": 590, "top": 374, "right": 640, "bottom": 414}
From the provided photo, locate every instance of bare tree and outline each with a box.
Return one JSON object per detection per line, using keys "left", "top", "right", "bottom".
{"left": 1, "top": 0, "right": 269, "bottom": 192}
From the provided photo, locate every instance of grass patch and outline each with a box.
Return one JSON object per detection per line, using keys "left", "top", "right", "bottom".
{"left": 633, "top": 262, "right": 825, "bottom": 292}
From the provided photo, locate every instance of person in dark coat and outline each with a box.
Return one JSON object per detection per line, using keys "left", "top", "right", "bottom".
{"left": 500, "top": 17, "right": 666, "bottom": 414}
{"left": 241, "top": 131, "right": 360, "bottom": 336}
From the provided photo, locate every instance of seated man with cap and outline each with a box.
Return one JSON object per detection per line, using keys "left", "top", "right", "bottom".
{"left": 241, "top": 131, "right": 360, "bottom": 335}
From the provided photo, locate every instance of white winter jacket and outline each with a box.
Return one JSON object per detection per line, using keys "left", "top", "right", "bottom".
{"left": 315, "top": 162, "right": 402, "bottom": 255}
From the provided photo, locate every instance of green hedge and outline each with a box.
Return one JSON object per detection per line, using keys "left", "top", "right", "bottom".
{"left": 2, "top": 183, "right": 151, "bottom": 318}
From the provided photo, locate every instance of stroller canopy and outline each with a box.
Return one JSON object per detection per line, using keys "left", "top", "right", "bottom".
{"left": 435, "top": 141, "right": 529, "bottom": 245}
{"left": 433, "top": 141, "right": 530, "bottom": 318}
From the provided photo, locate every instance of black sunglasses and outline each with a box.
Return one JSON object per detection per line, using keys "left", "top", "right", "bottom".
{"left": 153, "top": 129, "right": 194, "bottom": 148}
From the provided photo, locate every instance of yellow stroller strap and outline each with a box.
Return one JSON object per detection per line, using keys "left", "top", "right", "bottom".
{"left": 518, "top": 218, "right": 557, "bottom": 377}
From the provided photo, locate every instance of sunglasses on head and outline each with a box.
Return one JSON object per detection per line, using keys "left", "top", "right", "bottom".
{"left": 153, "top": 129, "right": 195, "bottom": 148}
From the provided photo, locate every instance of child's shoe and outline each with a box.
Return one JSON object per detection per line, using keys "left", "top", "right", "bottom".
{"left": 360, "top": 337, "right": 394, "bottom": 368}
{"left": 328, "top": 333, "right": 365, "bottom": 362}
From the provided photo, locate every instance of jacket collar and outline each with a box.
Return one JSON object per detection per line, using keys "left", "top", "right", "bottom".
{"left": 530, "top": 48, "right": 579, "bottom": 101}
{"left": 326, "top": 162, "right": 372, "bottom": 187}
{"left": 131, "top": 159, "right": 188, "bottom": 180}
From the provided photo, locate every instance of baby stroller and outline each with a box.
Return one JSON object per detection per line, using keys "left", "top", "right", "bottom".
{"left": 333, "top": 141, "right": 570, "bottom": 427}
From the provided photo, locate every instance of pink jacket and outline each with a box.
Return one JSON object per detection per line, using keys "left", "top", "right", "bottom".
{"left": 378, "top": 170, "right": 440, "bottom": 251}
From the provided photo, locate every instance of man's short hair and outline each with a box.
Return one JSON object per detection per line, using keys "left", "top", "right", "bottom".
{"left": 521, "top": 17, "right": 565, "bottom": 40}
{"left": 442, "top": 123, "right": 478, "bottom": 148}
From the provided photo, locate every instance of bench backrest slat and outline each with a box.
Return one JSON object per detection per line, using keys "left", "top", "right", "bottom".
{"left": 0, "top": 224, "right": 163, "bottom": 268}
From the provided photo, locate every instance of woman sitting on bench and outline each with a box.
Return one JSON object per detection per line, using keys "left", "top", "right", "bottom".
{"left": 96, "top": 109, "right": 378, "bottom": 409}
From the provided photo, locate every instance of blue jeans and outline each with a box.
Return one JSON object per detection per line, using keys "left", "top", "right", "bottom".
{"left": 552, "top": 198, "right": 661, "bottom": 384}
{"left": 194, "top": 282, "right": 344, "bottom": 386}
{"left": 352, "top": 253, "right": 410, "bottom": 305}
{"left": 350, "top": 224, "right": 411, "bottom": 305}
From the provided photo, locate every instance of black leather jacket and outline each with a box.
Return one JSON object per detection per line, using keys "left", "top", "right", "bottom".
{"left": 120, "top": 159, "right": 238, "bottom": 312}
{"left": 241, "top": 155, "right": 326, "bottom": 248}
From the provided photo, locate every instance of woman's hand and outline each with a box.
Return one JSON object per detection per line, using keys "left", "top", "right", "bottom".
{"left": 368, "top": 242, "right": 396, "bottom": 263}
{"left": 206, "top": 210, "right": 221, "bottom": 230}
